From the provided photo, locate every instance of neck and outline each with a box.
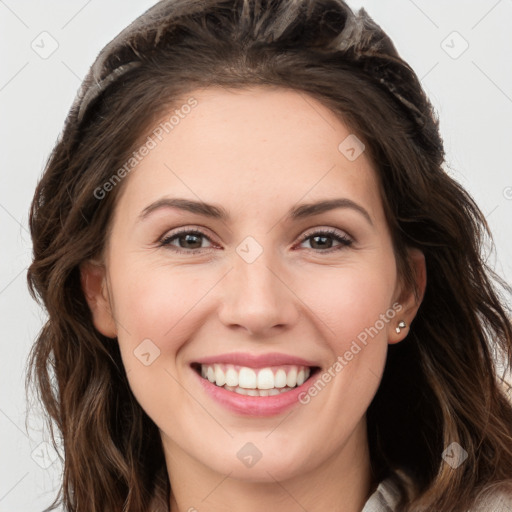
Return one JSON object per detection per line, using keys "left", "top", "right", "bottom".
{"left": 165, "top": 417, "right": 374, "bottom": 512}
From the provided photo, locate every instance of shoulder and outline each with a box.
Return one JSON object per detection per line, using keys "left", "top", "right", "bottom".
{"left": 362, "top": 478, "right": 512, "bottom": 512}
{"left": 361, "top": 477, "right": 401, "bottom": 512}
{"left": 470, "top": 484, "right": 512, "bottom": 512}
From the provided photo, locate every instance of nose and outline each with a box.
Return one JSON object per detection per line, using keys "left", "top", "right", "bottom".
{"left": 217, "top": 246, "right": 300, "bottom": 337}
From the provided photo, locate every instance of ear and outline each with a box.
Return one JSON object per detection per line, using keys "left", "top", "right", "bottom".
{"left": 388, "top": 248, "right": 426, "bottom": 344}
{"left": 80, "top": 260, "right": 118, "bottom": 338}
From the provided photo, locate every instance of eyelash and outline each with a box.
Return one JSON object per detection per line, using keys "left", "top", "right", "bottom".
{"left": 158, "top": 227, "right": 353, "bottom": 254}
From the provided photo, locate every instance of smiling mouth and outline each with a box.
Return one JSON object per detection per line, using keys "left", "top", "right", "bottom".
{"left": 191, "top": 363, "right": 320, "bottom": 396}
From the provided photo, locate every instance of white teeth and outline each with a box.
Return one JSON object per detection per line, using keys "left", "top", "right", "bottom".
{"left": 225, "top": 367, "right": 238, "bottom": 387}
{"left": 214, "top": 364, "right": 225, "bottom": 386}
{"left": 223, "top": 385, "right": 294, "bottom": 396}
{"left": 286, "top": 367, "right": 297, "bottom": 387}
{"left": 198, "top": 363, "right": 313, "bottom": 393}
{"left": 238, "top": 367, "right": 257, "bottom": 389}
{"left": 274, "top": 369, "right": 287, "bottom": 388}
{"left": 257, "top": 368, "right": 274, "bottom": 389}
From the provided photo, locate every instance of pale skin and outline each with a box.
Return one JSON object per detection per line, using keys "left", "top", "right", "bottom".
{"left": 81, "top": 86, "right": 426, "bottom": 511}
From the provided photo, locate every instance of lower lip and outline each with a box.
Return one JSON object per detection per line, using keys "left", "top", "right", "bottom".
{"left": 194, "top": 368, "right": 317, "bottom": 416}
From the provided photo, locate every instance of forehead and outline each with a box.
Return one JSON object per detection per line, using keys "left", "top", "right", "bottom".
{"left": 114, "top": 86, "right": 383, "bottom": 224}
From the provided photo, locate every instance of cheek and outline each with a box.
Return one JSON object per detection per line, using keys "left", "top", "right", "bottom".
{"left": 293, "top": 265, "right": 396, "bottom": 423}
{"left": 108, "top": 259, "right": 231, "bottom": 416}
{"left": 108, "top": 262, "right": 207, "bottom": 421}
{"left": 111, "top": 260, "right": 209, "bottom": 344}
{"left": 299, "top": 259, "right": 397, "bottom": 346}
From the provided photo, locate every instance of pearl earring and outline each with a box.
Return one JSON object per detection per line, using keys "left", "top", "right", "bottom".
{"left": 395, "top": 321, "right": 407, "bottom": 334}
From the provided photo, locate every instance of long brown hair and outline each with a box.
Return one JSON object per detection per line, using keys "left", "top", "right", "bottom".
{"left": 26, "top": 1, "right": 512, "bottom": 510}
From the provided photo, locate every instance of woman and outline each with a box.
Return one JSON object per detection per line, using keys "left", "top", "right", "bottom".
{"left": 26, "top": 0, "right": 512, "bottom": 511}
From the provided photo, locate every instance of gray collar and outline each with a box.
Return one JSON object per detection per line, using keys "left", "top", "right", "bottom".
{"left": 361, "top": 477, "right": 512, "bottom": 512}
{"left": 361, "top": 477, "right": 401, "bottom": 512}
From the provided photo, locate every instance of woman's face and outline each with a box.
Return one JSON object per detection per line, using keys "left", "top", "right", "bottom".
{"left": 82, "top": 86, "right": 423, "bottom": 484}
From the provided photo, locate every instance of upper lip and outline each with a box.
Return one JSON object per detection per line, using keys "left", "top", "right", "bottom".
{"left": 192, "top": 352, "right": 320, "bottom": 368}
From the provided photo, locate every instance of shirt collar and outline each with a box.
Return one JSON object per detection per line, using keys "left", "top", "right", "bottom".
{"left": 361, "top": 477, "right": 402, "bottom": 512}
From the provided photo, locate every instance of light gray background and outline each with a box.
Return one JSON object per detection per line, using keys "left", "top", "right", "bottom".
{"left": 1, "top": 1, "right": 511, "bottom": 510}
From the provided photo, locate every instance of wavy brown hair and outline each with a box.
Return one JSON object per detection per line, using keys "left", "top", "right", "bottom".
{"left": 26, "top": 0, "right": 512, "bottom": 511}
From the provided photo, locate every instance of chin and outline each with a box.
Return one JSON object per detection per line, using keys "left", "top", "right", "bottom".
{"left": 198, "top": 438, "right": 318, "bottom": 483}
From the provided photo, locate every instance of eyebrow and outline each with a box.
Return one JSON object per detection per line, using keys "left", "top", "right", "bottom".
{"left": 138, "top": 197, "right": 373, "bottom": 226}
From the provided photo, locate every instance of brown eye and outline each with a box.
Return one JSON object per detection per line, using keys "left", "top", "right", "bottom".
{"left": 298, "top": 229, "right": 353, "bottom": 252}
{"left": 159, "top": 229, "right": 214, "bottom": 253}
